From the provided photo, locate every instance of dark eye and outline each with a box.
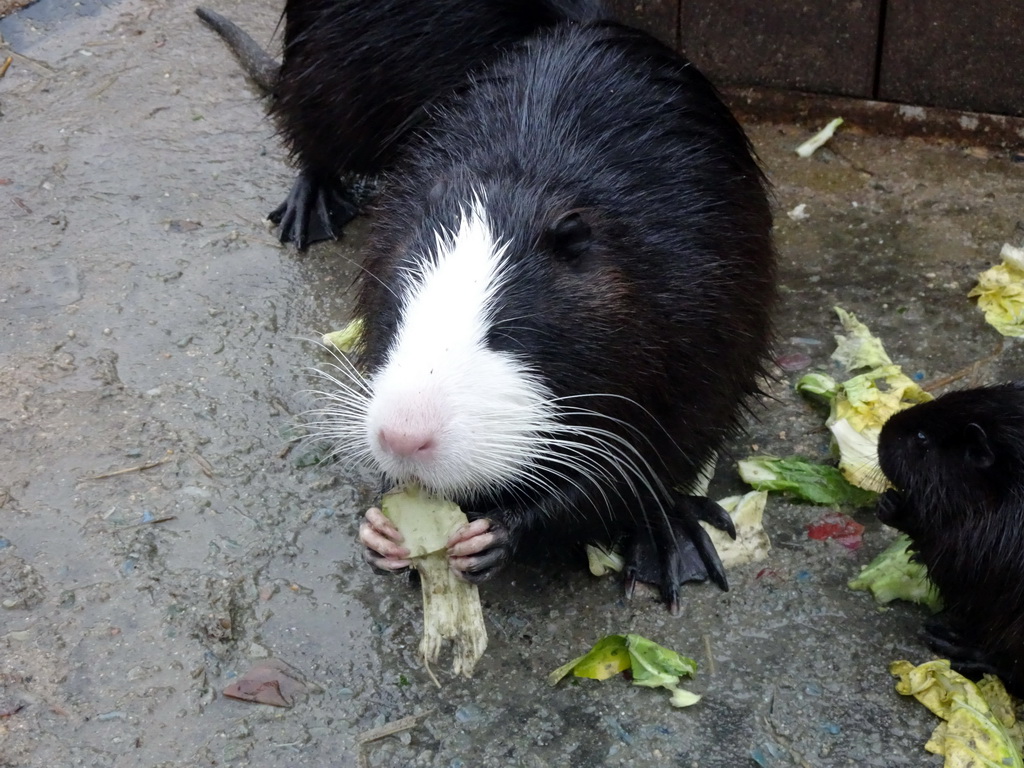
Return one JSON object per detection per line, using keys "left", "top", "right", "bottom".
{"left": 546, "top": 211, "right": 591, "bottom": 263}
{"left": 915, "top": 431, "right": 930, "bottom": 449}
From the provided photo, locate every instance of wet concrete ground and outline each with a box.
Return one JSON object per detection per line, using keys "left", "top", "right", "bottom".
{"left": 1, "top": 1, "right": 1023, "bottom": 766}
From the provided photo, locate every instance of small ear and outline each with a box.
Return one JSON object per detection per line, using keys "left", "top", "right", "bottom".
{"left": 964, "top": 422, "right": 995, "bottom": 468}
{"left": 547, "top": 211, "right": 591, "bottom": 261}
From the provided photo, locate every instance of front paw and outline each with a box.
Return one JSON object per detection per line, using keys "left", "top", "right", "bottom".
{"left": 359, "top": 506, "right": 411, "bottom": 573}
{"left": 446, "top": 518, "right": 512, "bottom": 584}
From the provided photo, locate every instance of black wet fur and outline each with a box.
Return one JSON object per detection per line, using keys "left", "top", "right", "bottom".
{"left": 195, "top": 6, "right": 279, "bottom": 93}
{"left": 350, "top": 14, "right": 776, "bottom": 611}
{"left": 877, "top": 382, "right": 1024, "bottom": 695}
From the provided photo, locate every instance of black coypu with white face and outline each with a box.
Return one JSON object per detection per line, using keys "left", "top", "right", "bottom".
{"left": 877, "top": 382, "right": 1024, "bottom": 694}
{"left": 197, "top": 0, "right": 777, "bottom": 610}
{"left": 290, "top": 9, "right": 778, "bottom": 613}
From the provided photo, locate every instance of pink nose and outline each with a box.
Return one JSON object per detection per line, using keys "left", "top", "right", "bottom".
{"left": 378, "top": 427, "right": 436, "bottom": 458}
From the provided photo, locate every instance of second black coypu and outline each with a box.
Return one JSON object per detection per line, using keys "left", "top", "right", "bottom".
{"left": 198, "top": 1, "right": 603, "bottom": 249}
{"left": 877, "top": 381, "right": 1024, "bottom": 694}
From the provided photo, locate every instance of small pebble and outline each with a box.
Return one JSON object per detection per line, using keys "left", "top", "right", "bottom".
{"left": 454, "top": 704, "right": 483, "bottom": 724}
{"left": 127, "top": 665, "right": 153, "bottom": 681}
{"left": 247, "top": 641, "right": 270, "bottom": 658}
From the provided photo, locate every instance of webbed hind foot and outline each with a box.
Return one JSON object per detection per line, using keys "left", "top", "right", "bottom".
{"left": 269, "top": 170, "right": 359, "bottom": 249}
{"left": 624, "top": 496, "right": 735, "bottom": 615}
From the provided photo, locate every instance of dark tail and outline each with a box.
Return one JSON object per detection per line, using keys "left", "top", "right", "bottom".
{"left": 195, "top": 6, "right": 279, "bottom": 94}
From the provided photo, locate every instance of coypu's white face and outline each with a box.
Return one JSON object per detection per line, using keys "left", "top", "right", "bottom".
{"left": 309, "top": 196, "right": 666, "bottom": 510}
{"left": 364, "top": 199, "right": 557, "bottom": 498}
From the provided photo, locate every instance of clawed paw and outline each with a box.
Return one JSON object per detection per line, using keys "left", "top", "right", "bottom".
{"left": 359, "top": 506, "right": 411, "bottom": 572}
{"left": 446, "top": 518, "right": 512, "bottom": 583}
{"left": 361, "top": 509, "right": 513, "bottom": 583}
